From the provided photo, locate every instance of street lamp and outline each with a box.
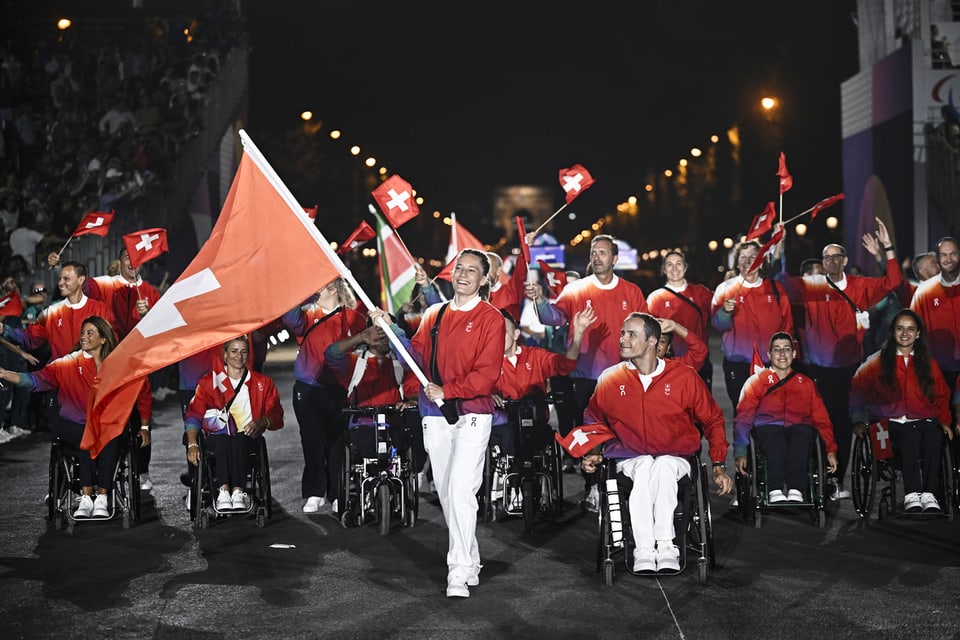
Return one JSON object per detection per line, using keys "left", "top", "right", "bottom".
{"left": 825, "top": 216, "right": 839, "bottom": 229}
{"left": 761, "top": 96, "right": 778, "bottom": 111}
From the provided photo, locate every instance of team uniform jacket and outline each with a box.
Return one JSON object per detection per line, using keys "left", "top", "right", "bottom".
{"left": 910, "top": 276, "right": 960, "bottom": 374}
{"left": 781, "top": 259, "right": 901, "bottom": 367}
{"left": 582, "top": 358, "right": 728, "bottom": 464}
{"left": 183, "top": 369, "right": 284, "bottom": 433}
{"left": 407, "top": 296, "right": 504, "bottom": 418}
{"left": 326, "top": 347, "right": 420, "bottom": 406}
{"left": 495, "top": 344, "right": 577, "bottom": 424}
{"left": 537, "top": 274, "right": 648, "bottom": 379}
{"left": 711, "top": 277, "right": 793, "bottom": 363}
{"left": 673, "top": 331, "right": 708, "bottom": 372}
{"left": 4, "top": 294, "right": 115, "bottom": 360}
{"left": 849, "top": 351, "right": 952, "bottom": 426}
{"left": 489, "top": 256, "right": 528, "bottom": 323}
{"left": 282, "top": 302, "right": 366, "bottom": 387}
{"left": 86, "top": 274, "right": 162, "bottom": 340}
{"left": 646, "top": 282, "right": 712, "bottom": 358}
{"left": 733, "top": 368, "right": 837, "bottom": 457}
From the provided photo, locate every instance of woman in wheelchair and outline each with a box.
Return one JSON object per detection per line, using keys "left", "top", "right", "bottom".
{"left": 184, "top": 336, "right": 283, "bottom": 512}
{"left": 0, "top": 315, "right": 125, "bottom": 518}
{"left": 734, "top": 332, "right": 838, "bottom": 502}
{"left": 850, "top": 310, "right": 953, "bottom": 513}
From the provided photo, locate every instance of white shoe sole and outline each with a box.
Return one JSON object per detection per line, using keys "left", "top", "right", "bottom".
{"left": 446, "top": 584, "right": 469, "bottom": 598}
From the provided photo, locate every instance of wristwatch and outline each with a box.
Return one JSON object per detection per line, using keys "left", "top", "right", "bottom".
{"left": 712, "top": 462, "right": 727, "bottom": 471}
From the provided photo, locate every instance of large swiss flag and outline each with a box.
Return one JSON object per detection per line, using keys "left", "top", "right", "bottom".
{"left": 83, "top": 141, "right": 340, "bottom": 457}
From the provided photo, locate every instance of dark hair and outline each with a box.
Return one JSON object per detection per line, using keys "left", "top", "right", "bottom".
{"left": 591, "top": 234, "right": 618, "bottom": 256}
{"left": 500, "top": 308, "right": 518, "bottom": 329}
{"left": 79, "top": 316, "right": 117, "bottom": 359}
{"left": 800, "top": 258, "right": 822, "bottom": 275}
{"left": 879, "top": 309, "right": 935, "bottom": 401}
{"left": 61, "top": 260, "right": 87, "bottom": 279}
{"left": 624, "top": 311, "right": 661, "bottom": 343}
{"left": 768, "top": 331, "right": 794, "bottom": 351}
{"left": 458, "top": 249, "right": 491, "bottom": 299}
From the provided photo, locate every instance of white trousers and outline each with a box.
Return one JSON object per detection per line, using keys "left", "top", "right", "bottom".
{"left": 617, "top": 455, "right": 691, "bottom": 550}
{"left": 422, "top": 412, "right": 492, "bottom": 573}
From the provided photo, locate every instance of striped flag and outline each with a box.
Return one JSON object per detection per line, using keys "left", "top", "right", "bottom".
{"left": 374, "top": 212, "right": 417, "bottom": 314}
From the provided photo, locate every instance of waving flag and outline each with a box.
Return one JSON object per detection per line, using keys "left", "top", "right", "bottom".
{"left": 748, "top": 227, "right": 784, "bottom": 274}
{"left": 555, "top": 423, "right": 615, "bottom": 458}
{"left": 752, "top": 342, "right": 765, "bottom": 376}
{"left": 745, "top": 202, "right": 776, "bottom": 241}
{"left": 559, "top": 164, "right": 595, "bottom": 204}
{"left": 810, "top": 193, "right": 844, "bottom": 220}
{"left": 72, "top": 210, "right": 114, "bottom": 238}
{"left": 122, "top": 228, "right": 169, "bottom": 268}
{"left": 372, "top": 175, "right": 419, "bottom": 228}
{"left": 537, "top": 260, "right": 568, "bottom": 298}
{"left": 338, "top": 220, "right": 376, "bottom": 255}
{"left": 437, "top": 213, "right": 485, "bottom": 281}
{"left": 83, "top": 144, "right": 340, "bottom": 458}
{"left": 374, "top": 212, "right": 417, "bottom": 314}
{"left": 0, "top": 289, "right": 23, "bottom": 318}
{"left": 777, "top": 152, "right": 793, "bottom": 194}
{"left": 516, "top": 216, "right": 531, "bottom": 264}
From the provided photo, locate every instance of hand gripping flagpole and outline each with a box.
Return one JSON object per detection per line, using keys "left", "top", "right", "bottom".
{"left": 239, "top": 130, "right": 455, "bottom": 421}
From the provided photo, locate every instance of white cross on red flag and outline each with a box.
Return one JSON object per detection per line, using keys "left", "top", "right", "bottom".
{"left": 0, "top": 289, "right": 23, "bottom": 318}
{"left": 777, "top": 152, "right": 793, "bottom": 194}
{"left": 752, "top": 342, "right": 765, "bottom": 376}
{"left": 745, "top": 202, "right": 776, "bottom": 241}
{"left": 337, "top": 220, "right": 376, "bottom": 255}
{"left": 122, "top": 228, "right": 169, "bottom": 268}
{"left": 72, "top": 210, "right": 115, "bottom": 238}
{"left": 869, "top": 420, "right": 894, "bottom": 460}
{"left": 748, "top": 227, "right": 784, "bottom": 274}
{"left": 559, "top": 164, "right": 595, "bottom": 204}
{"left": 554, "top": 422, "right": 616, "bottom": 458}
{"left": 537, "top": 260, "right": 568, "bottom": 298}
{"left": 372, "top": 175, "right": 419, "bottom": 228}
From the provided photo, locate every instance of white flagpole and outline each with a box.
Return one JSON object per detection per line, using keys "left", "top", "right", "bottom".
{"left": 238, "top": 130, "right": 438, "bottom": 397}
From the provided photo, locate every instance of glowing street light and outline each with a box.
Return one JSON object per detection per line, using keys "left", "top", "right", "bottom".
{"left": 57, "top": 18, "right": 72, "bottom": 30}
{"left": 795, "top": 223, "right": 808, "bottom": 236}
{"left": 825, "top": 216, "right": 839, "bottom": 229}
{"left": 761, "top": 96, "right": 778, "bottom": 111}
{"left": 349, "top": 145, "right": 360, "bottom": 156}
{"left": 300, "top": 111, "right": 313, "bottom": 121}
{"left": 708, "top": 240, "right": 719, "bottom": 251}
{"left": 722, "top": 237, "right": 734, "bottom": 249}
{"left": 329, "top": 130, "right": 342, "bottom": 140}
{"left": 364, "top": 157, "right": 376, "bottom": 167}
{"left": 690, "top": 147, "right": 702, "bottom": 157}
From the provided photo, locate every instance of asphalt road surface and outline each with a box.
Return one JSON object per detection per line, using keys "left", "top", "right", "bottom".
{"left": 2, "top": 342, "right": 959, "bottom": 639}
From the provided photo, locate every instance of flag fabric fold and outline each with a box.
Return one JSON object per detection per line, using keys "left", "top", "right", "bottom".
{"left": 751, "top": 342, "right": 765, "bottom": 376}
{"left": 810, "top": 193, "right": 844, "bottom": 220}
{"left": 777, "top": 152, "right": 793, "bottom": 194}
{"left": 559, "top": 164, "right": 595, "bottom": 204}
{"left": 555, "top": 423, "right": 615, "bottom": 458}
{"left": 72, "top": 210, "right": 114, "bottom": 238}
{"left": 83, "top": 151, "right": 341, "bottom": 458}
{"left": 122, "top": 228, "right": 169, "bottom": 268}
{"left": 537, "top": 259, "right": 568, "bottom": 298}
{"left": 372, "top": 175, "right": 419, "bottom": 228}
{"left": 745, "top": 202, "right": 776, "bottom": 241}
{"left": 516, "top": 216, "right": 531, "bottom": 264}
{"left": 748, "top": 227, "right": 784, "bottom": 274}
{"left": 0, "top": 290, "right": 23, "bottom": 317}
{"left": 374, "top": 212, "right": 417, "bottom": 314}
{"left": 338, "top": 220, "right": 376, "bottom": 255}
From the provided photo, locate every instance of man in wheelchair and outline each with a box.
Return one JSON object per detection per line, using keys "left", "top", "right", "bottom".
{"left": 734, "top": 332, "right": 838, "bottom": 502}
{"left": 850, "top": 309, "right": 954, "bottom": 513}
{"left": 580, "top": 313, "right": 733, "bottom": 573}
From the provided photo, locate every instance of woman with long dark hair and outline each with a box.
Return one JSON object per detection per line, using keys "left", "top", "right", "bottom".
{"left": 850, "top": 309, "right": 954, "bottom": 512}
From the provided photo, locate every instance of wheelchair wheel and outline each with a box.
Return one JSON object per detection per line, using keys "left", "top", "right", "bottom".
{"left": 941, "top": 443, "right": 954, "bottom": 522}
{"left": 694, "top": 461, "right": 715, "bottom": 576}
{"left": 522, "top": 476, "right": 536, "bottom": 533}
{"left": 479, "top": 445, "right": 494, "bottom": 522}
{"left": 550, "top": 441, "right": 564, "bottom": 514}
{"left": 403, "top": 446, "right": 419, "bottom": 527}
{"left": 258, "top": 438, "right": 272, "bottom": 520}
{"left": 851, "top": 435, "right": 876, "bottom": 520}
{"left": 48, "top": 442, "right": 64, "bottom": 527}
{"left": 377, "top": 484, "right": 391, "bottom": 536}
{"left": 338, "top": 442, "right": 356, "bottom": 527}
{"left": 124, "top": 437, "right": 140, "bottom": 525}
{"left": 191, "top": 441, "right": 208, "bottom": 528}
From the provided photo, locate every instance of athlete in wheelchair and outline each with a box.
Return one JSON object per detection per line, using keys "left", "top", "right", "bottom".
{"left": 849, "top": 310, "right": 955, "bottom": 520}
{"left": 184, "top": 336, "right": 282, "bottom": 528}
{"left": 0, "top": 315, "right": 142, "bottom": 530}
{"left": 325, "top": 321, "right": 421, "bottom": 534}
{"left": 577, "top": 313, "right": 732, "bottom": 583}
{"left": 481, "top": 307, "right": 594, "bottom": 529}
{"left": 734, "top": 332, "right": 838, "bottom": 528}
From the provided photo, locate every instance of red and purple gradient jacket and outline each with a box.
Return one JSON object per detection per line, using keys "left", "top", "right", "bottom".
{"left": 850, "top": 351, "right": 952, "bottom": 426}
{"left": 647, "top": 282, "right": 712, "bottom": 359}
{"left": 711, "top": 277, "right": 793, "bottom": 364}
{"left": 910, "top": 276, "right": 960, "bottom": 374}
{"left": 4, "top": 295, "right": 115, "bottom": 360}
{"left": 184, "top": 369, "right": 284, "bottom": 433}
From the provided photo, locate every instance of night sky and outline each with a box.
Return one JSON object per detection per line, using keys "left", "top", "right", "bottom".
{"left": 245, "top": 0, "right": 860, "bottom": 249}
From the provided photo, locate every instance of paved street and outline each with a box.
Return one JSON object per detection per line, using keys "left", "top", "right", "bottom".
{"left": 2, "top": 341, "right": 959, "bottom": 639}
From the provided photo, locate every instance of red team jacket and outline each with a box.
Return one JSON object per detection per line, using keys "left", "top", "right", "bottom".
{"left": 711, "top": 277, "right": 794, "bottom": 364}
{"left": 646, "top": 283, "right": 712, "bottom": 359}
{"left": 183, "top": 369, "right": 284, "bottom": 434}
{"left": 849, "top": 351, "right": 952, "bottom": 426}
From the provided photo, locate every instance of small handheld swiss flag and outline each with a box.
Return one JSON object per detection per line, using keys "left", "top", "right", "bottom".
{"left": 748, "top": 227, "right": 784, "bottom": 274}
{"left": 868, "top": 420, "right": 894, "bottom": 460}
{"left": 745, "top": 202, "right": 775, "bottom": 241}
{"left": 555, "top": 422, "right": 616, "bottom": 458}
{"left": 72, "top": 210, "right": 114, "bottom": 238}
{"left": 559, "top": 164, "right": 595, "bottom": 205}
{"left": 810, "top": 193, "right": 844, "bottom": 220}
{"left": 537, "top": 260, "right": 568, "bottom": 298}
{"left": 372, "top": 175, "right": 419, "bottom": 228}
{"left": 751, "top": 342, "right": 765, "bottom": 376}
{"left": 0, "top": 289, "right": 23, "bottom": 318}
{"left": 337, "top": 220, "right": 376, "bottom": 255}
{"left": 777, "top": 152, "right": 793, "bottom": 194}
{"left": 122, "top": 228, "right": 168, "bottom": 268}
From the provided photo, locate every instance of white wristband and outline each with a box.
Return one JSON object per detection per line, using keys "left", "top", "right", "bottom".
{"left": 140, "top": 424, "right": 150, "bottom": 431}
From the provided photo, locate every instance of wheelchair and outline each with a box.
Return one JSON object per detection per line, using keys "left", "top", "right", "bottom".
{"left": 478, "top": 397, "right": 564, "bottom": 532}
{"left": 189, "top": 431, "right": 272, "bottom": 528}
{"left": 47, "top": 423, "right": 141, "bottom": 534}
{"left": 851, "top": 421, "right": 955, "bottom": 522}
{"left": 735, "top": 429, "right": 828, "bottom": 529}
{"left": 338, "top": 405, "right": 419, "bottom": 535}
{"left": 596, "top": 454, "right": 715, "bottom": 586}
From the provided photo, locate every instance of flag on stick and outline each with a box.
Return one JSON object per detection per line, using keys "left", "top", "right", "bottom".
{"left": 122, "top": 228, "right": 169, "bottom": 268}
{"left": 559, "top": 164, "right": 595, "bottom": 204}
{"left": 745, "top": 202, "right": 776, "bottom": 241}
{"left": 374, "top": 212, "right": 417, "bottom": 314}
{"left": 537, "top": 260, "right": 568, "bottom": 298}
{"left": 437, "top": 213, "right": 484, "bottom": 281}
{"left": 72, "top": 210, "right": 114, "bottom": 238}
{"left": 810, "top": 193, "right": 844, "bottom": 220}
{"left": 338, "top": 220, "right": 376, "bottom": 255}
{"left": 555, "top": 423, "right": 616, "bottom": 458}
{"left": 0, "top": 290, "right": 23, "bottom": 317}
{"left": 777, "top": 152, "right": 793, "bottom": 194}
{"left": 516, "top": 216, "right": 531, "bottom": 264}
{"left": 372, "top": 175, "right": 419, "bottom": 228}
{"left": 747, "top": 227, "right": 784, "bottom": 274}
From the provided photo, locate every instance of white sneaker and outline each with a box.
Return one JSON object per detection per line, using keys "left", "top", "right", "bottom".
{"left": 786, "top": 489, "right": 804, "bottom": 502}
{"left": 920, "top": 492, "right": 941, "bottom": 512}
{"left": 302, "top": 496, "right": 325, "bottom": 513}
{"left": 903, "top": 492, "right": 922, "bottom": 512}
{"left": 140, "top": 473, "right": 153, "bottom": 491}
{"left": 231, "top": 489, "right": 249, "bottom": 510}
{"left": 768, "top": 489, "right": 787, "bottom": 503}
{"left": 655, "top": 543, "right": 681, "bottom": 572}
{"left": 0, "top": 429, "right": 14, "bottom": 444}
{"left": 446, "top": 570, "right": 470, "bottom": 598}
{"left": 330, "top": 499, "right": 338, "bottom": 515}
{"left": 582, "top": 485, "right": 599, "bottom": 513}
{"left": 74, "top": 494, "right": 94, "bottom": 518}
{"left": 92, "top": 493, "right": 109, "bottom": 518}
{"left": 217, "top": 488, "right": 233, "bottom": 510}
{"left": 4, "top": 425, "right": 29, "bottom": 438}
{"left": 632, "top": 547, "right": 657, "bottom": 572}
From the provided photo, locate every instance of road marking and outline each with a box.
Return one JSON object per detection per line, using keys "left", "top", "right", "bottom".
{"left": 657, "top": 578, "right": 686, "bottom": 639}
